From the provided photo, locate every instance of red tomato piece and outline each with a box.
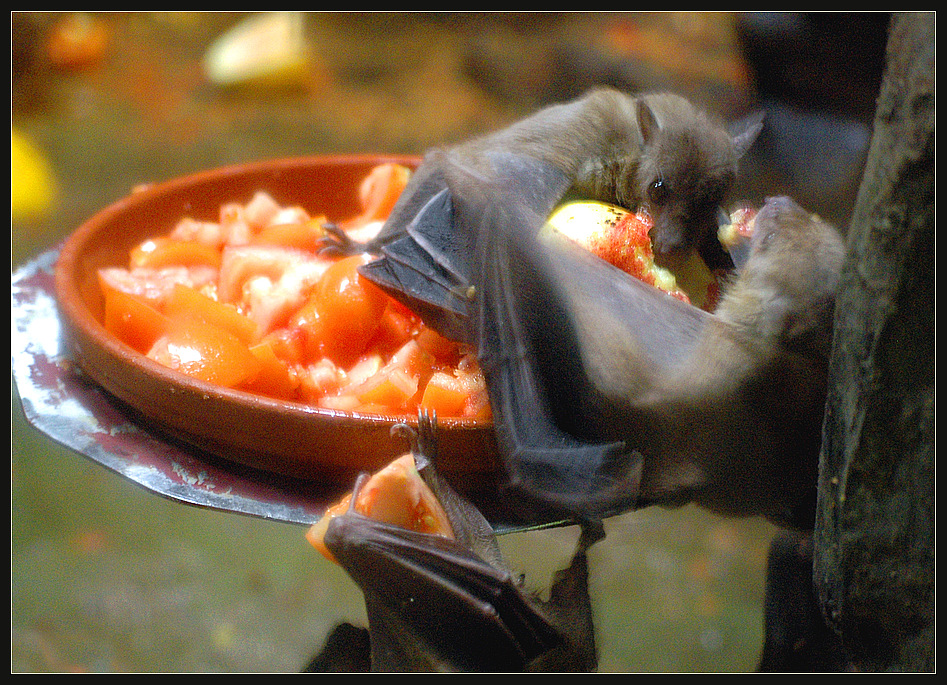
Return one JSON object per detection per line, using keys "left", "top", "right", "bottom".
{"left": 165, "top": 283, "right": 259, "bottom": 344}
{"left": 290, "top": 254, "right": 389, "bottom": 367}
{"left": 130, "top": 237, "right": 222, "bottom": 270}
{"left": 250, "top": 217, "right": 329, "bottom": 252}
{"left": 306, "top": 453, "right": 454, "bottom": 563}
{"left": 344, "top": 163, "right": 412, "bottom": 228}
{"left": 102, "top": 286, "right": 172, "bottom": 354}
{"left": 241, "top": 338, "right": 300, "bottom": 400}
{"left": 419, "top": 371, "right": 471, "bottom": 418}
{"left": 420, "top": 367, "right": 491, "bottom": 419}
{"left": 146, "top": 319, "right": 262, "bottom": 388}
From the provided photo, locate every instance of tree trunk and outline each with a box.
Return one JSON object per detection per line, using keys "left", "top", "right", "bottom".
{"left": 813, "top": 12, "right": 935, "bottom": 672}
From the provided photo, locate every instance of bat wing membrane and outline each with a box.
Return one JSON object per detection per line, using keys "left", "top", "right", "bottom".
{"left": 359, "top": 151, "right": 716, "bottom": 520}
{"left": 325, "top": 512, "right": 561, "bottom": 671}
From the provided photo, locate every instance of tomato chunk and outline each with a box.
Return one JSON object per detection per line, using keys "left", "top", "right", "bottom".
{"left": 290, "top": 254, "right": 389, "bottom": 367}
{"left": 250, "top": 217, "right": 328, "bottom": 252}
{"left": 165, "top": 283, "right": 259, "bottom": 344}
{"left": 420, "top": 366, "right": 491, "bottom": 419}
{"left": 240, "top": 338, "right": 300, "bottom": 400}
{"left": 130, "top": 237, "right": 222, "bottom": 269}
{"left": 346, "top": 162, "right": 412, "bottom": 228}
{"left": 146, "top": 319, "right": 262, "bottom": 388}
{"left": 306, "top": 453, "right": 454, "bottom": 563}
{"left": 102, "top": 287, "right": 172, "bottom": 354}
{"left": 95, "top": 180, "right": 495, "bottom": 422}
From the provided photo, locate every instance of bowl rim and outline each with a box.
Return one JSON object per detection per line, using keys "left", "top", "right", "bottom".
{"left": 54, "top": 154, "right": 492, "bottom": 457}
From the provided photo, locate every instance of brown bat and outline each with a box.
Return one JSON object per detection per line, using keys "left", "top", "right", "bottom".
{"left": 312, "top": 414, "right": 604, "bottom": 672}
{"left": 357, "top": 143, "right": 844, "bottom": 530}
{"left": 326, "top": 87, "right": 763, "bottom": 265}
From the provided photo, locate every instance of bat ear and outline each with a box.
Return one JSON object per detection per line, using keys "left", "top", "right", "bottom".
{"left": 636, "top": 99, "right": 661, "bottom": 145}
{"left": 731, "top": 110, "right": 765, "bottom": 157}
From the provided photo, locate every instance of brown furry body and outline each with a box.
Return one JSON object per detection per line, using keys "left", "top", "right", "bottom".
{"left": 458, "top": 88, "right": 762, "bottom": 255}
{"left": 630, "top": 198, "right": 845, "bottom": 527}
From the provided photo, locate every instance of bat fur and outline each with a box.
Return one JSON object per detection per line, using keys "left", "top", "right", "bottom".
{"left": 328, "top": 87, "right": 763, "bottom": 260}
{"left": 335, "top": 90, "right": 841, "bottom": 531}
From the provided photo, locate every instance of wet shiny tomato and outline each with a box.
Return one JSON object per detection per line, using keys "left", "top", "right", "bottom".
{"left": 146, "top": 319, "right": 262, "bottom": 388}
{"left": 290, "top": 254, "right": 389, "bottom": 367}
{"left": 306, "top": 453, "right": 454, "bottom": 563}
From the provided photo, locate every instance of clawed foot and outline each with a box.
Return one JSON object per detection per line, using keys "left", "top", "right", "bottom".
{"left": 317, "top": 222, "right": 368, "bottom": 257}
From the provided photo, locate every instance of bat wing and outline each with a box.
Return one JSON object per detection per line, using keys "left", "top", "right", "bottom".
{"left": 358, "top": 185, "right": 471, "bottom": 341}
{"left": 323, "top": 511, "right": 563, "bottom": 672}
{"left": 359, "top": 151, "right": 718, "bottom": 521}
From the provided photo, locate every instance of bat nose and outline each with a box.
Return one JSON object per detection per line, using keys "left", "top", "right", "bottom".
{"left": 650, "top": 219, "right": 687, "bottom": 255}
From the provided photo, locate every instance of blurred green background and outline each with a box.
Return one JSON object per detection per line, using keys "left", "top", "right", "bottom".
{"left": 13, "top": 12, "right": 882, "bottom": 672}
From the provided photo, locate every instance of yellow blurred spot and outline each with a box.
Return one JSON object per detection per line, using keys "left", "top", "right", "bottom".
{"left": 203, "top": 12, "right": 317, "bottom": 90}
{"left": 212, "top": 621, "right": 236, "bottom": 650}
{"left": 11, "top": 129, "right": 59, "bottom": 222}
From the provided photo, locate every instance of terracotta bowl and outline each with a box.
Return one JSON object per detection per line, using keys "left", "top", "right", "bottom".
{"left": 55, "top": 155, "right": 500, "bottom": 485}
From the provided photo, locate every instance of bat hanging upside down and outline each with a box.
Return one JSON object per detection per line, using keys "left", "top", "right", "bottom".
{"left": 322, "top": 87, "right": 844, "bottom": 531}
{"left": 309, "top": 412, "right": 605, "bottom": 672}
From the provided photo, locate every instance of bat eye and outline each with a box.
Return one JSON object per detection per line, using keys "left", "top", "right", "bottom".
{"left": 648, "top": 179, "right": 670, "bottom": 205}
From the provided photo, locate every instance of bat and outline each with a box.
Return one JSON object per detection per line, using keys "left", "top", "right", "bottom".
{"left": 356, "top": 144, "right": 844, "bottom": 531}
{"left": 317, "top": 413, "right": 605, "bottom": 672}
{"left": 324, "top": 87, "right": 763, "bottom": 267}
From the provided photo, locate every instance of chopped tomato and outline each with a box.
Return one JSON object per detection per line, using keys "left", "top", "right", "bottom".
{"left": 96, "top": 181, "right": 494, "bottom": 422}
{"left": 146, "top": 318, "right": 262, "bottom": 388}
{"left": 367, "top": 301, "right": 422, "bottom": 356}
{"left": 250, "top": 217, "right": 328, "bottom": 252}
{"left": 421, "top": 365, "right": 491, "bottom": 419}
{"left": 415, "top": 325, "right": 463, "bottom": 365}
{"left": 102, "top": 286, "right": 171, "bottom": 354}
{"left": 420, "top": 371, "right": 472, "bottom": 417}
{"left": 290, "top": 254, "right": 389, "bottom": 367}
{"left": 258, "top": 327, "right": 307, "bottom": 367}
{"left": 355, "top": 367, "right": 419, "bottom": 409}
{"left": 345, "top": 162, "right": 412, "bottom": 228}
{"left": 165, "top": 283, "right": 259, "bottom": 344}
{"left": 347, "top": 340, "right": 427, "bottom": 411}
{"left": 217, "top": 245, "right": 329, "bottom": 332}
{"left": 241, "top": 338, "right": 300, "bottom": 400}
{"left": 130, "top": 237, "right": 222, "bottom": 270}
{"left": 297, "top": 358, "right": 345, "bottom": 403}
{"left": 98, "top": 265, "right": 218, "bottom": 308}
{"left": 306, "top": 453, "right": 454, "bottom": 563}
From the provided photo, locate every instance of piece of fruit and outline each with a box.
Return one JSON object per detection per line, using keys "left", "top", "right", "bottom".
{"left": 11, "top": 129, "right": 59, "bottom": 222}
{"left": 545, "top": 200, "right": 690, "bottom": 303}
{"left": 346, "top": 162, "right": 413, "bottom": 228}
{"left": 146, "top": 319, "right": 262, "bottom": 388}
{"left": 203, "top": 12, "right": 314, "bottom": 89}
{"left": 102, "top": 287, "right": 171, "bottom": 354}
{"left": 290, "top": 254, "right": 389, "bottom": 366}
{"left": 306, "top": 454, "right": 454, "bottom": 563}
{"left": 130, "top": 237, "right": 222, "bottom": 270}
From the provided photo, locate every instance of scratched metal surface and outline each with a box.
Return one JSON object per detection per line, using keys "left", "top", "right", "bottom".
{"left": 12, "top": 249, "right": 329, "bottom": 527}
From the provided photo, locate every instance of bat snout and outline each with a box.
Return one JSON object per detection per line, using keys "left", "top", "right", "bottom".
{"left": 649, "top": 210, "right": 714, "bottom": 255}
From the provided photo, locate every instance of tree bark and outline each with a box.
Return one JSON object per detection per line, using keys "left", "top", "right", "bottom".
{"left": 813, "top": 12, "right": 935, "bottom": 672}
